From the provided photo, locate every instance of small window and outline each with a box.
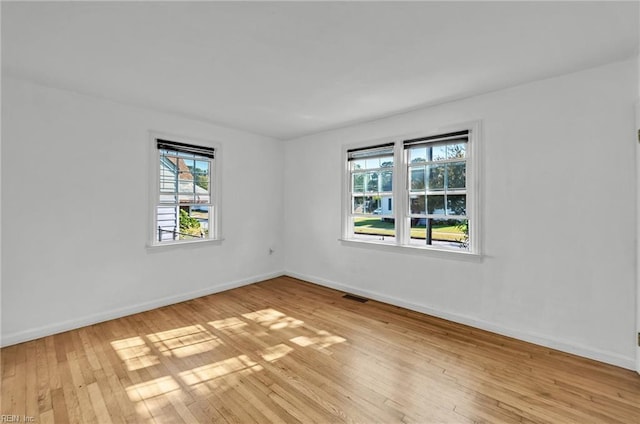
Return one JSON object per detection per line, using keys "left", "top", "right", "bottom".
{"left": 343, "top": 124, "right": 479, "bottom": 255}
{"left": 151, "top": 136, "right": 220, "bottom": 245}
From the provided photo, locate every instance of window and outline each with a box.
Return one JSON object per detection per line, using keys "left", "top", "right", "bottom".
{"left": 343, "top": 124, "right": 479, "bottom": 255}
{"left": 405, "top": 131, "right": 469, "bottom": 249}
{"left": 347, "top": 143, "right": 395, "bottom": 242}
{"left": 150, "top": 136, "right": 220, "bottom": 246}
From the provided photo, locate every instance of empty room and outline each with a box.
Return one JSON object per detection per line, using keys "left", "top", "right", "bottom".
{"left": 2, "top": 1, "right": 640, "bottom": 423}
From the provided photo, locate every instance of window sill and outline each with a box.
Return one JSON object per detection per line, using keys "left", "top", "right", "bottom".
{"left": 146, "top": 238, "right": 225, "bottom": 251}
{"left": 339, "top": 238, "right": 483, "bottom": 262}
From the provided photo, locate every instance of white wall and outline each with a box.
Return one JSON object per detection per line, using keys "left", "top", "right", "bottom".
{"left": 284, "top": 59, "right": 638, "bottom": 369}
{"left": 636, "top": 51, "right": 640, "bottom": 373}
{"left": 1, "top": 77, "right": 284, "bottom": 345}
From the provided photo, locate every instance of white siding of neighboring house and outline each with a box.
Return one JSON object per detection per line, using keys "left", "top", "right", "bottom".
{"left": 381, "top": 196, "right": 392, "bottom": 215}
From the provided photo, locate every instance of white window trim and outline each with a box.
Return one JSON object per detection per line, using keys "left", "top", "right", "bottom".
{"left": 341, "top": 121, "right": 482, "bottom": 259}
{"left": 147, "top": 131, "right": 223, "bottom": 248}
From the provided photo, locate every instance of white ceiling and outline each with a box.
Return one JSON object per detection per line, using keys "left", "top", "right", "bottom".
{"left": 2, "top": 1, "right": 638, "bottom": 140}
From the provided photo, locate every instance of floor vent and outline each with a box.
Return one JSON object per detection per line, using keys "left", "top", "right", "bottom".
{"left": 342, "top": 293, "right": 369, "bottom": 303}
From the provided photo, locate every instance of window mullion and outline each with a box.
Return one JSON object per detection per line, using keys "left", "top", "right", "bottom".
{"left": 394, "top": 141, "right": 407, "bottom": 246}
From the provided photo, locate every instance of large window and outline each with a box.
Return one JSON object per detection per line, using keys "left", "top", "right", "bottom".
{"left": 151, "top": 136, "right": 220, "bottom": 246}
{"left": 343, "top": 125, "right": 479, "bottom": 255}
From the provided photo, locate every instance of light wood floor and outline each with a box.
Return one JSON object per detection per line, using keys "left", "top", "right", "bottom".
{"left": 2, "top": 276, "right": 639, "bottom": 423}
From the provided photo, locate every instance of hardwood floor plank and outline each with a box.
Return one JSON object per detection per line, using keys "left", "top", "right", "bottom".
{"left": 25, "top": 341, "right": 39, "bottom": 418}
{"left": 1, "top": 345, "right": 17, "bottom": 379}
{"left": 87, "top": 381, "right": 114, "bottom": 424}
{"left": 35, "top": 338, "right": 53, "bottom": 415}
{"left": 2, "top": 276, "right": 639, "bottom": 423}
{"left": 11, "top": 342, "right": 27, "bottom": 418}
{"left": 50, "top": 387, "right": 70, "bottom": 424}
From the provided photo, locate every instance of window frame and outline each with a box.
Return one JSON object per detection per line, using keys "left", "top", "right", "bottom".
{"left": 341, "top": 121, "right": 481, "bottom": 258}
{"left": 148, "top": 131, "right": 223, "bottom": 248}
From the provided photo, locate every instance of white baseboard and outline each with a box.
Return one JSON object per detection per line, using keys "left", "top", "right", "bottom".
{"left": 4, "top": 269, "right": 635, "bottom": 371}
{"left": 284, "top": 270, "right": 636, "bottom": 371}
{"left": 0, "top": 270, "right": 285, "bottom": 347}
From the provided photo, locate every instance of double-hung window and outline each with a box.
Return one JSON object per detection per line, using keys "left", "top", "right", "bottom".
{"left": 347, "top": 143, "right": 396, "bottom": 242}
{"left": 405, "top": 131, "right": 470, "bottom": 249}
{"left": 343, "top": 124, "right": 479, "bottom": 255}
{"left": 151, "top": 136, "right": 220, "bottom": 246}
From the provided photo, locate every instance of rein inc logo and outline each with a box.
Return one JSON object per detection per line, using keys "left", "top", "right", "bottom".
{"left": 0, "top": 416, "right": 34, "bottom": 423}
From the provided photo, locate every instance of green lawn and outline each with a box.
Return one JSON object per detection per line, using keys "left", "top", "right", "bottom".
{"left": 354, "top": 217, "right": 465, "bottom": 242}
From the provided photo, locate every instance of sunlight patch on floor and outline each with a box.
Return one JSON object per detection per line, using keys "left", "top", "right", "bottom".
{"left": 111, "top": 336, "right": 160, "bottom": 371}
{"left": 115, "top": 308, "right": 348, "bottom": 416}
{"left": 209, "top": 317, "right": 248, "bottom": 335}
{"left": 178, "top": 354, "right": 263, "bottom": 388}
{"left": 242, "top": 308, "right": 304, "bottom": 330}
{"left": 290, "top": 330, "right": 346, "bottom": 350}
{"left": 146, "top": 324, "right": 221, "bottom": 358}
{"left": 126, "top": 376, "right": 181, "bottom": 402}
{"left": 260, "top": 343, "right": 294, "bottom": 362}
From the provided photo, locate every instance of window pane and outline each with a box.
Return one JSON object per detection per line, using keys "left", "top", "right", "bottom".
{"left": 380, "top": 170, "right": 393, "bottom": 192}
{"left": 352, "top": 159, "right": 366, "bottom": 171}
{"left": 352, "top": 216, "right": 395, "bottom": 242}
{"left": 409, "top": 218, "right": 469, "bottom": 250}
{"left": 194, "top": 160, "right": 210, "bottom": 191}
{"left": 179, "top": 206, "right": 209, "bottom": 240}
{"left": 447, "top": 143, "right": 466, "bottom": 159}
{"left": 178, "top": 193, "right": 195, "bottom": 203}
{"left": 180, "top": 206, "right": 209, "bottom": 240}
{"left": 352, "top": 173, "right": 365, "bottom": 193}
{"left": 431, "top": 145, "right": 447, "bottom": 161}
{"left": 427, "top": 195, "right": 445, "bottom": 214}
{"left": 372, "top": 195, "right": 393, "bottom": 216}
{"left": 352, "top": 196, "right": 365, "bottom": 213}
{"left": 365, "top": 172, "right": 379, "bottom": 192}
{"left": 157, "top": 206, "right": 178, "bottom": 242}
{"left": 194, "top": 194, "right": 210, "bottom": 204}
{"left": 178, "top": 172, "right": 193, "bottom": 183}
{"left": 410, "top": 167, "right": 425, "bottom": 191}
{"left": 410, "top": 194, "right": 425, "bottom": 214}
{"left": 159, "top": 163, "right": 177, "bottom": 192}
{"left": 179, "top": 159, "right": 195, "bottom": 181}
{"left": 447, "top": 195, "right": 466, "bottom": 216}
{"left": 364, "top": 196, "right": 380, "bottom": 214}
{"left": 380, "top": 156, "right": 394, "bottom": 168}
{"left": 194, "top": 187, "right": 210, "bottom": 201}
{"left": 178, "top": 180, "right": 198, "bottom": 194}
{"left": 427, "top": 164, "right": 445, "bottom": 190}
{"left": 447, "top": 162, "right": 466, "bottom": 189}
{"left": 365, "top": 158, "right": 380, "bottom": 169}
{"left": 409, "top": 147, "right": 427, "bottom": 163}
{"left": 159, "top": 178, "right": 176, "bottom": 193}
{"left": 159, "top": 194, "right": 176, "bottom": 203}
